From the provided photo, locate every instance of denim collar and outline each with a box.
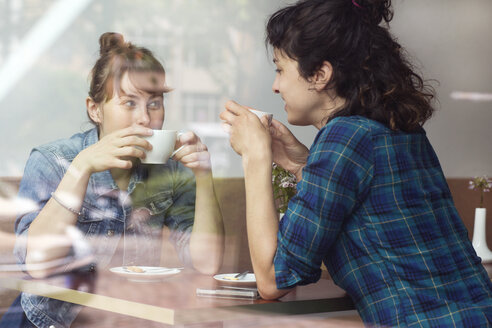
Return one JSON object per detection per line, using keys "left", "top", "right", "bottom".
{"left": 82, "top": 128, "right": 146, "bottom": 198}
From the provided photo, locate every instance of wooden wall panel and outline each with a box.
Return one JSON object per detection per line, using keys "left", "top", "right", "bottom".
{"left": 447, "top": 178, "right": 492, "bottom": 247}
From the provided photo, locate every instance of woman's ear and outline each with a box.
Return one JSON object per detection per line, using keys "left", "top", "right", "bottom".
{"left": 312, "top": 61, "right": 333, "bottom": 91}
{"left": 86, "top": 97, "right": 102, "bottom": 124}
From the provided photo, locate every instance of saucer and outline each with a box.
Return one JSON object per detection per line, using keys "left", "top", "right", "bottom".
{"left": 213, "top": 273, "right": 256, "bottom": 286}
{"left": 109, "top": 266, "right": 181, "bottom": 282}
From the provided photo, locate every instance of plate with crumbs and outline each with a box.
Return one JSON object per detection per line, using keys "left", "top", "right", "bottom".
{"left": 213, "top": 273, "right": 256, "bottom": 287}
{"left": 109, "top": 266, "right": 182, "bottom": 282}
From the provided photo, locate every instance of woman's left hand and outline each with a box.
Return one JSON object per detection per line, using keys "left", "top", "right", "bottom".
{"left": 172, "top": 131, "right": 212, "bottom": 177}
{"left": 220, "top": 100, "right": 272, "bottom": 159}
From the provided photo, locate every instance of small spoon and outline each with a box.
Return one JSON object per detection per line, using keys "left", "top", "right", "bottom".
{"left": 234, "top": 270, "right": 250, "bottom": 279}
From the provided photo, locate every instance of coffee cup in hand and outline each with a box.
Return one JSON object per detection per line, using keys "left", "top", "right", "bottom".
{"left": 247, "top": 108, "right": 273, "bottom": 125}
{"left": 141, "top": 130, "right": 184, "bottom": 164}
{"left": 220, "top": 106, "right": 273, "bottom": 134}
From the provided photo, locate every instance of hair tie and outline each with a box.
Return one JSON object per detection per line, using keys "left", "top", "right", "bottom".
{"left": 352, "top": 0, "right": 362, "bottom": 8}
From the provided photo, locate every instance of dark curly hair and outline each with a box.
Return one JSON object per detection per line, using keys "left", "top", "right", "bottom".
{"left": 266, "top": 0, "right": 435, "bottom": 132}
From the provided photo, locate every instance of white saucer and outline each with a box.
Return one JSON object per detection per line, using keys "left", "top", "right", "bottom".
{"left": 213, "top": 273, "right": 256, "bottom": 285}
{"left": 109, "top": 266, "right": 181, "bottom": 282}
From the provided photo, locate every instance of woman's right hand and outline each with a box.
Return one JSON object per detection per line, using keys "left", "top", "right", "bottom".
{"left": 269, "top": 119, "right": 309, "bottom": 181}
{"left": 75, "top": 125, "right": 153, "bottom": 174}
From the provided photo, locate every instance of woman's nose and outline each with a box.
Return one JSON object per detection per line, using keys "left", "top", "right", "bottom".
{"left": 136, "top": 107, "right": 150, "bottom": 126}
{"left": 272, "top": 78, "right": 280, "bottom": 94}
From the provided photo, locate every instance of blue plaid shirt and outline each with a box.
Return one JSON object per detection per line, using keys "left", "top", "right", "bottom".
{"left": 274, "top": 116, "right": 492, "bottom": 327}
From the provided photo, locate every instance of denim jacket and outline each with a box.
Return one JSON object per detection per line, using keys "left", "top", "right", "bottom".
{"left": 14, "top": 128, "right": 196, "bottom": 328}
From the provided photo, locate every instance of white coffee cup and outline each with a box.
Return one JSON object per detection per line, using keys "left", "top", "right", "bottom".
{"left": 248, "top": 108, "right": 273, "bottom": 125}
{"left": 221, "top": 107, "right": 273, "bottom": 134}
{"left": 141, "top": 130, "right": 184, "bottom": 164}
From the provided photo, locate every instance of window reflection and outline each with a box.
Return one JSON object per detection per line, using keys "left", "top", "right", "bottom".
{"left": 0, "top": 0, "right": 281, "bottom": 178}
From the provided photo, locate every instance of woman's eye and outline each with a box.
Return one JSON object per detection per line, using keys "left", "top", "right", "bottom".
{"left": 124, "top": 100, "right": 136, "bottom": 108}
{"left": 275, "top": 69, "right": 282, "bottom": 74}
{"left": 148, "top": 100, "right": 162, "bottom": 110}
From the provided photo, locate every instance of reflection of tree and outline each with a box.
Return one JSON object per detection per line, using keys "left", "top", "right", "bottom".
{"left": 112, "top": 0, "right": 276, "bottom": 100}
{"left": 0, "top": 0, "right": 10, "bottom": 61}
{"left": 164, "top": 0, "right": 274, "bottom": 100}
{"left": 1, "top": 0, "right": 62, "bottom": 61}
{"left": 0, "top": 0, "right": 284, "bottom": 176}
{"left": 2, "top": 0, "right": 281, "bottom": 92}
{"left": 3, "top": 0, "right": 278, "bottom": 109}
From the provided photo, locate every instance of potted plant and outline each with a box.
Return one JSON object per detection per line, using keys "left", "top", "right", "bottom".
{"left": 469, "top": 176, "right": 492, "bottom": 262}
{"left": 272, "top": 163, "right": 297, "bottom": 218}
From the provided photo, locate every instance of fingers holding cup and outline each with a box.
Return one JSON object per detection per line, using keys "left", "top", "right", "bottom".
{"left": 246, "top": 107, "right": 273, "bottom": 126}
{"left": 172, "top": 131, "right": 212, "bottom": 173}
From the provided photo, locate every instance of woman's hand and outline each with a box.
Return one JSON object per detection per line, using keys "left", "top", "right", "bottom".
{"left": 174, "top": 133, "right": 225, "bottom": 275}
{"left": 220, "top": 100, "right": 272, "bottom": 160}
{"left": 172, "top": 131, "right": 212, "bottom": 177}
{"left": 75, "top": 125, "right": 153, "bottom": 174}
{"left": 269, "top": 119, "right": 309, "bottom": 181}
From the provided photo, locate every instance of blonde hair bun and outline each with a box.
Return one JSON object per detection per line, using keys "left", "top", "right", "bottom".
{"left": 99, "top": 32, "right": 125, "bottom": 55}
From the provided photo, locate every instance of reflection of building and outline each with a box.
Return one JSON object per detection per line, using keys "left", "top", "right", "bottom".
{"left": 164, "top": 59, "right": 239, "bottom": 175}
{"left": 178, "top": 67, "right": 240, "bottom": 176}
{"left": 183, "top": 93, "right": 221, "bottom": 122}
{"left": 181, "top": 67, "right": 222, "bottom": 123}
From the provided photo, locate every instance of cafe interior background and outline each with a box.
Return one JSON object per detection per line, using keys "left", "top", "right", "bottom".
{"left": 0, "top": 0, "right": 491, "bottom": 325}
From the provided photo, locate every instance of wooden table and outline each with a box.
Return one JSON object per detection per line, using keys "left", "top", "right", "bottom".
{"left": 4, "top": 265, "right": 491, "bottom": 327}
{"left": 0, "top": 268, "right": 356, "bottom": 326}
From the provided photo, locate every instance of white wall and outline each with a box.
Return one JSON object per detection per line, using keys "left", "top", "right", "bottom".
{"left": 391, "top": 0, "right": 492, "bottom": 177}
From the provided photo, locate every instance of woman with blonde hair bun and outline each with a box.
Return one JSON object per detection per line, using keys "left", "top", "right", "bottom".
{"left": 0, "top": 32, "right": 224, "bottom": 328}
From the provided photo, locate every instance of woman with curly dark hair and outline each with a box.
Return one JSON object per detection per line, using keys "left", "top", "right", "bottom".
{"left": 221, "top": 0, "right": 492, "bottom": 326}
